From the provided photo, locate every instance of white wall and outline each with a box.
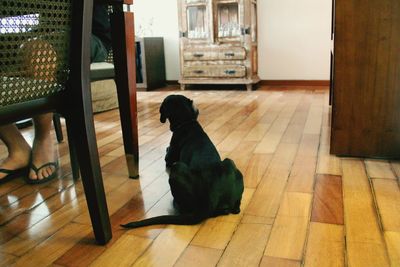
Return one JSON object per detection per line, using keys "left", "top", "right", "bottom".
{"left": 259, "top": 0, "right": 332, "bottom": 80}
{"left": 133, "top": 0, "right": 180, "bottom": 80}
{"left": 133, "top": 0, "right": 332, "bottom": 81}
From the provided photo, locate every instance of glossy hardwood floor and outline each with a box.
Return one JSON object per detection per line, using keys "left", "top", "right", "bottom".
{"left": 0, "top": 86, "right": 399, "bottom": 267}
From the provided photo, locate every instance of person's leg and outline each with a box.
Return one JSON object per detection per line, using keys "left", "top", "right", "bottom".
{"left": 91, "top": 34, "right": 109, "bottom": 63}
{"left": 2, "top": 36, "right": 60, "bottom": 182}
{"left": 28, "top": 113, "right": 57, "bottom": 181}
{"left": 0, "top": 124, "right": 31, "bottom": 180}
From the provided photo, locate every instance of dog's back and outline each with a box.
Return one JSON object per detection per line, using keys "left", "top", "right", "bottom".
{"left": 171, "top": 121, "right": 221, "bottom": 169}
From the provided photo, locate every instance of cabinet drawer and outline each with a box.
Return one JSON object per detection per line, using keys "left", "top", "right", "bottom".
{"left": 183, "top": 65, "right": 246, "bottom": 78}
{"left": 218, "top": 47, "right": 246, "bottom": 60}
{"left": 183, "top": 50, "right": 218, "bottom": 61}
{"left": 183, "top": 47, "right": 246, "bottom": 61}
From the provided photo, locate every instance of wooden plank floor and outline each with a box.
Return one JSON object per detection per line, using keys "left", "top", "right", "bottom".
{"left": 1, "top": 86, "right": 399, "bottom": 267}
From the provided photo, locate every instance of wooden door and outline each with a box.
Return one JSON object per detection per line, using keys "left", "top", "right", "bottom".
{"left": 330, "top": 0, "right": 400, "bottom": 158}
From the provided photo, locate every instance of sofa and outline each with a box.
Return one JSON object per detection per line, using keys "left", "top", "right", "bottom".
{"left": 90, "top": 61, "right": 119, "bottom": 113}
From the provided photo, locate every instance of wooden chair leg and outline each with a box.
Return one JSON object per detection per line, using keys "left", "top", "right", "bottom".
{"left": 65, "top": 115, "right": 112, "bottom": 244}
{"left": 65, "top": 120, "right": 80, "bottom": 180}
{"left": 55, "top": 115, "right": 79, "bottom": 180}
{"left": 110, "top": 7, "right": 139, "bottom": 179}
{"left": 53, "top": 113, "right": 64, "bottom": 143}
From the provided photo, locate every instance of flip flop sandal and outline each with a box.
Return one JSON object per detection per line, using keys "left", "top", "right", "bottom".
{"left": 26, "top": 161, "right": 59, "bottom": 184}
{"left": 0, "top": 167, "right": 29, "bottom": 185}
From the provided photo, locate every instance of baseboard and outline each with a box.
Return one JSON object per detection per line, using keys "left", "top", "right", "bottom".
{"left": 166, "top": 80, "right": 330, "bottom": 87}
{"left": 260, "top": 80, "right": 330, "bottom": 86}
{"left": 166, "top": 80, "right": 179, "bottom": 85}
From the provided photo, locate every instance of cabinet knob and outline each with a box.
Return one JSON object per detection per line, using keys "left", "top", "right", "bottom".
{"left": 194, "top": 70, "right": 204, "bottom": 74}
{"left": 224, "top": 52, "right": 235, "bottom": 57}
{"left": 225, "top": 70, "right": 236, "bottom": 75}
{"left": 193, "top": 53, "right": 204, "bottom": 58}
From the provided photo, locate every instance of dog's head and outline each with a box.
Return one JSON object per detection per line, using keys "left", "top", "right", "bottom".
{"left": 160, "top": 95, "right": 199, "bottom": 130}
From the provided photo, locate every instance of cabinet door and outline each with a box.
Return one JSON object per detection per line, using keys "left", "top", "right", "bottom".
{"left": 250, "top": 0, "right": 257, "bottom": 43}
{"left": 331, "top": 0, "right": 400, "bottom": 158}
{"left": 180, "top": 0, "right": 212, "bottom": 44}
{"left": 214, "top": 0, "right": 242, "bottom": 43}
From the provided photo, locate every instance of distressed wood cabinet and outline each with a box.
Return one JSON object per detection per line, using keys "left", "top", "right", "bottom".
{"left": 177, "top": 0, "right": 259, "bottom": 91}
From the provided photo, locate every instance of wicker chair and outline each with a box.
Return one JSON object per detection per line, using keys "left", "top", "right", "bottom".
{"left": 0, "top": 0, "right": 111, "bottom": 244}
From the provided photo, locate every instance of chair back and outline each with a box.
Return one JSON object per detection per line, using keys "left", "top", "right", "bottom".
{"left": 0, "top": 0, "right": 112, "bottom": 245}
{"left": 0, "top": 0, "right": 91, "bottom": 122}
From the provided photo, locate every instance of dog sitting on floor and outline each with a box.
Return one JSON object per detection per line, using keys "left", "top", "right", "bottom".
{"left": 121, "top": 95, "right": 244, "bottom": 228}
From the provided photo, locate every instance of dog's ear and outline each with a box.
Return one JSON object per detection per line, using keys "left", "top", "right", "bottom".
{"left": 160, "top": 103, "right": 167, "bottom": 123}
{"left": 190, "top": 99, "right": 199, "bottom": 119}
{"left": 160, "top": 114, "right": 167, "bottom": 123}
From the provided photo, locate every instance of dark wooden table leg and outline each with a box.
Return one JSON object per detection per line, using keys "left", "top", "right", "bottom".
{"left": 110, "top": 2, "right": 139, "bottom": 179}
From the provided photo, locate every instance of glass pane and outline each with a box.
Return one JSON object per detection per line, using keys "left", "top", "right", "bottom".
{"left": 187, "top": 6, "right": 208, "bottom": 39}
{"left": 186, "top": 0, "right": 206, "bottom": 3}
{"left": 217, "top": 3, "right": 240, "bottom": 38}
{"left": 251, "top": 3, "right": 257, "bottom": 42}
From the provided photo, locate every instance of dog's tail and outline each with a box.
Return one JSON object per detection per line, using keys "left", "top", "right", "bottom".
{"left": 120, "top": 213, "right": 206, "bottom": 229}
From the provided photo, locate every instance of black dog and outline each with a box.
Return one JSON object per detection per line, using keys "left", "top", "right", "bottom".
{"left": 122, "top": 95, "right": 244, "bottom": 228}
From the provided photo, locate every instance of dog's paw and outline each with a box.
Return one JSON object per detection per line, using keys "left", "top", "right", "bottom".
{"left": 231, "top": 208, "right": 241, "bottom": 214}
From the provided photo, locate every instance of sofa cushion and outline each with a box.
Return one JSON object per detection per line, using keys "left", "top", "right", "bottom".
{"left": 90, "top": 62, "right": 115, "bottom": 81}
{"left": 91, "top": 79, "right": 118, "bottom": 113}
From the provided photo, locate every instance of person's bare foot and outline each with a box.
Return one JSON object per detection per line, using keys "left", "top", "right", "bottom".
{"left": 28, "top": 135, "right": 57, "bottom": 182}
{"left": 0, "top": 141, "right": 31, "bottom": 180}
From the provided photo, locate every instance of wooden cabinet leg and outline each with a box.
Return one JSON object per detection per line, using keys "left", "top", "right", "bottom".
{"left": 246, "top": 84, "right": 252, "bottom": 91}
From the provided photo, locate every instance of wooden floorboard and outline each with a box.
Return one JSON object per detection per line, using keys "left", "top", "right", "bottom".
{"left": 0, "top": 86, "right": 399, "bottom": 266}
{"left": 311, "top": 174, "right": 344, "bottom": 225}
